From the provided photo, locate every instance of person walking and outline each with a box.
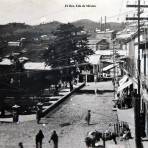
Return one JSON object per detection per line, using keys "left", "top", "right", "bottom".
{"left": 35, "top": 130, "right": 44, "bottom": 148}
{"left": 36, "top": 108, "right": 42, "bottom": 124}
{"left": 18, "top": 142, "right": 24, "bottom": 148}
{"left": 85, "top": 110, "right": 91, "bottom": 125}
{"left": 49, "top": 130, "right": 58, "bottom": 148}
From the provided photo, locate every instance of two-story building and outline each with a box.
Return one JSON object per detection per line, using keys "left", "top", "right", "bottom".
{"left": 116, "top": 22, "right": 148, "bottom": 138}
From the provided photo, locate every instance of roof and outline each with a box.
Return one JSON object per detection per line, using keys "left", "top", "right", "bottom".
{"left": 116, "top": 30, "right": 138, "bottom": 43}
{"left": 95, "top": 49, "right": 127, "bottom": 56}
{"left": 86, "top": 54, "right": 101, "bottom": 65}
{"left": 102, "top": 63, "right": 118, "bottom": 72}
{"left": 88, "top": 40, "right": 99, "bottom": 45}
{"left": 0, "top": 58, "right": 13, "bottom": 65}
{"left": 8, "top": 41, "right": 20, "bottom": 47}
{"left": 97, "top": 39, "right": 109, "bottom": 44}
{"left": 96, "top": 30, "right": 114, "bottom": 33}
{"left": 24, "top": 62, "right": 51, "bottom": 70}
{"left": 95, "top": 50, "right": 112, "bottom": 55}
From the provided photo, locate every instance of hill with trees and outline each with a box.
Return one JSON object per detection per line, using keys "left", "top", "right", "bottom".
{"left": 0, "top": 20, "right": 125, "bottom": 40}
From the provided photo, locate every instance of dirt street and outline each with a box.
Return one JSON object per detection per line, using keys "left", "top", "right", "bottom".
{"left": 0, "top": 81, "right": 118, "bottom": 148}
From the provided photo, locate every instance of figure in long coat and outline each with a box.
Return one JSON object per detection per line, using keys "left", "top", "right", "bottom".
{"left": 36, "top": 130, "right": 44, "bottom": 148}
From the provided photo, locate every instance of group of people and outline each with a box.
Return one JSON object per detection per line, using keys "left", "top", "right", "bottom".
{"left": 36, "top": 130, "right": 58, "bottom": 148}
{"left": 18, "top": 130, "right": 58, "bottom": 148}
{"left": 18, "top": 109, "right": 90, "bottom": 148}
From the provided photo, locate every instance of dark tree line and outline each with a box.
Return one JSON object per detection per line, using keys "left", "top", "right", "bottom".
{"left": 44, "top": 23, "right": 94, "bottom": 90}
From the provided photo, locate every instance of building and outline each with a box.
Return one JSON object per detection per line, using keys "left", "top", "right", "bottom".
{"left": 116, "top": 22, "right": 148, "bottom": 138}
{"left": 96, "top": 39, "right": 110, "bottom": 50}
{"left": 95, "top": 29, "right": 115, "bottom": 49}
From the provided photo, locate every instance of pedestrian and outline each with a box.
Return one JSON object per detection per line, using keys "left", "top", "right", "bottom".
{"left": 36, "top": 130, "right": 44, "bottom": 148}
{"left": 85, "top": 110, "right": 91, "bottom": 125}
{"left": 36, "top": 108, "right": 42, "bottom": 124}
{"left": 49, "top": 130, "right": 58, "bottom": 148}
{"left": 13, "top": 110, "right": 19, "bottom": 123}
{"left": 18, "top": 142, "right": 24, "bottom": 148}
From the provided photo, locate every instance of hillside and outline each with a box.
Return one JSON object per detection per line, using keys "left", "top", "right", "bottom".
{"left": 34, "top": 21, "right": 62, "bottom": 33}
{"left": 72, "top": 19, "right": 99, "bottom": 32}
{"left": 0, "top": 20, "right": 125, "bottom": 41}
{"left": 73, "top": 19, "right": 125, "bottom": 32}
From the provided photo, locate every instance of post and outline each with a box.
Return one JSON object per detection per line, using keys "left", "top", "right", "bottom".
{"left": 100, "top": 16, "right": 102, "bottom": 31}
{"left": 105, "top": 16, "right": 106, "bottom": 32}
{"left": 113, "top": 41, "right": 116, "bottom": 100}
{"left": 103, "top": 139, "right": 105, "bottom": 148}
{"left": 134, "top": 89, "right": 141, "bottom": 147}
{"left": 135, "top": 0, "right": 141, "bottom": 147}
{"left": 85, "top": 74, "right": 87, "bottom": 85}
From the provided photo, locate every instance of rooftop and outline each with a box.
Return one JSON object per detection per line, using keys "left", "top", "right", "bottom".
{"left": 24, "top": 62, "right": 51, "bottom": 70}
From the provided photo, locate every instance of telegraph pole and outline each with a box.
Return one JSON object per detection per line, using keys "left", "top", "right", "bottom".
{"left": 126, "top": 1, "right": 148, "bottom": 147}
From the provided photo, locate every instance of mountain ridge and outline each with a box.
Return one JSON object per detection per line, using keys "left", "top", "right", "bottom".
{"left": 0, "top": 19, "right": 125, "bottom": 40}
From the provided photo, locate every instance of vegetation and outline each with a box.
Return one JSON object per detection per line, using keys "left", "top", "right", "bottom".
{"left": 44, "top": 23, "right": 94, "bottom": 90}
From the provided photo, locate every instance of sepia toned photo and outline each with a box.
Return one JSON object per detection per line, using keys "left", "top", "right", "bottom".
{"left": 0, "top": 0, "right": 148, "bottom": 148}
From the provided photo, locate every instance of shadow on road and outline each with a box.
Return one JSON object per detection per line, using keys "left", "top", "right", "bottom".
{"left": 77, "top": 89, "right": 114, "bottom": 94}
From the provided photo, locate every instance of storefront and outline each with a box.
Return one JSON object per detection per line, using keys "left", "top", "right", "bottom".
{"left": 116, "top": 75, "right": 137, "bottom": 109}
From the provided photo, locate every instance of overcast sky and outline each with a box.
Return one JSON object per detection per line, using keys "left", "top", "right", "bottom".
{"left": 0, "top": 0, "right": 147, "bottom": 25}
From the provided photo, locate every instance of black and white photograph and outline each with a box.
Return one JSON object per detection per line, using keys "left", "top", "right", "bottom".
{"left": 0, "top": 0, "right": 148, "bottom": 148}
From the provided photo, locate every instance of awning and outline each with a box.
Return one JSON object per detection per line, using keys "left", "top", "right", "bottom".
{"left": 117, "top": 79, "right": 133, "bottom": 92}
{"left": 102, "top": 63, "right": 118, "bottom": 72}
{"left": 119, "top": 75, "right": 129, "bottom": 86}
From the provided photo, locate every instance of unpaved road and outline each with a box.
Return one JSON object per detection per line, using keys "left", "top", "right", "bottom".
{"left": 0, "top": 81, "right": 117, "bottom": 148}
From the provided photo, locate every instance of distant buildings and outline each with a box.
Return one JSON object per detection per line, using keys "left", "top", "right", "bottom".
{"left": 83, "top": 28, "right": 127, "bottom": 82}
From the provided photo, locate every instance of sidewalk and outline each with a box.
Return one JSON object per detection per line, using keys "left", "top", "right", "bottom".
{"left": 0, "top": 83, "right": 84, "bottom": 123}
{"left": 117, "top": 108, "right": 136, "bottom": 148}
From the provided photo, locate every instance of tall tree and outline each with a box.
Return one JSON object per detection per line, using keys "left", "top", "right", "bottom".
{"left": 44, "top": 23, "right": 94, "bottom": 90}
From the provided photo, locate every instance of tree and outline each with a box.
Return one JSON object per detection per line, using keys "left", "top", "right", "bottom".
{"left": 44, "top": 23, "right": 94, "bottom": 90}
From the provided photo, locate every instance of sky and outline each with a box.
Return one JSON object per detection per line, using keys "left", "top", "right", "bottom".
{"left": 0, "top": 0, "right": 147, "bottom": 25}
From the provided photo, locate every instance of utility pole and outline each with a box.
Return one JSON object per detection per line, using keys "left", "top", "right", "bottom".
{"left": 126, "top": 1, "right": 148, "bottom": 148}
{"left": 105, "top": 16, "right": 106, "bottom": 32}
{"left": 100, "top": 16, "right": 102, "bottom": 31}
{"left": 113, "top": 42, "right": 116, "bottom": 100}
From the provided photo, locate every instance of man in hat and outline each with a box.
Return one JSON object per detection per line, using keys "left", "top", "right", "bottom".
{"left": 49, "top": 130, "right": 58, "bottom": 148}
